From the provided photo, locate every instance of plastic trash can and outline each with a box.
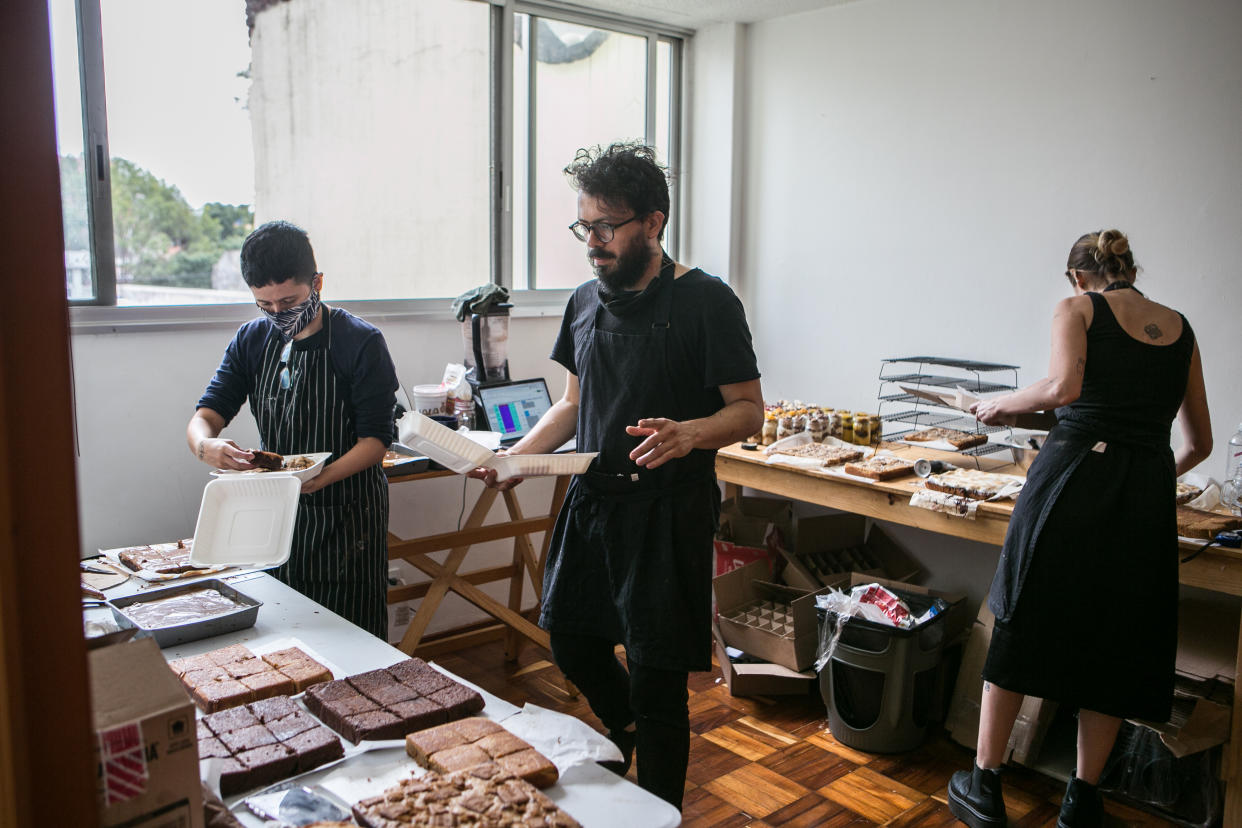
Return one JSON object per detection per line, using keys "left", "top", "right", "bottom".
{"left": 817, "top": 588, "right": 947, "bottom": 753}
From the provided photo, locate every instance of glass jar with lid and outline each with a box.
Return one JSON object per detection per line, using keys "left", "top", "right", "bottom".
{"left": 852, "top": 413, "right": 871, "bottom": 446}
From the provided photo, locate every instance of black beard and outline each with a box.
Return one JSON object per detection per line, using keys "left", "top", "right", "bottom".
{"left": 591, "top": 245, "right": 656, "bottom": 293}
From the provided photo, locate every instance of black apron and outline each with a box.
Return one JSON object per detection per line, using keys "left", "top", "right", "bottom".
{"left": 252, "top": 308, "right": 389, "bottom": 639}
{"left": 539, "top": 260, "right": 720, "bottom": 672}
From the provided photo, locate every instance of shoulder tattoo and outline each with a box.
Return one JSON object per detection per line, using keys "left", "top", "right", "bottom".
{"left": 1144, "top": 323, "right": 1162, "bottom": 340}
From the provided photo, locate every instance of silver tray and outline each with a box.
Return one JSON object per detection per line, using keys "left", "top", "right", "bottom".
{"left": 107, "top": 578, "right": 262, "bottom": 648}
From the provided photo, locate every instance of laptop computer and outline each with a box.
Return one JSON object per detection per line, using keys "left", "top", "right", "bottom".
{"left": 475, "top": 378, "right": 556, "bottom": 446}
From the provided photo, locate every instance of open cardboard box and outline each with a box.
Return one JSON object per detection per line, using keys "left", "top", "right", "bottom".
{"left": 713, "top": 495, "right": 794, "bottom": 577}
{"left": 945, "top": 603, "right": 1057, "bottom": 766}
{"left": 91, "top": 638, "right": 203, "bottom": 828}
{"left": 713, "top": 623, "right": 816, "bottom": 697}
{"left": 714, "top": 560, "right": 837, "bottom": 672}
{"left": 776, "top": 513, "right": 921, "bottom": 591}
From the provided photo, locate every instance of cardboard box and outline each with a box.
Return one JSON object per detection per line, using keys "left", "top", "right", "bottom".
{"left": 713, "top": 560, "right": 837, "bottom": 672}
{"left": 713, "top": 623, "right": 816, "bottom": 697}
{"left": 944, "top": 603, "right": 1057, "bottom": 766}
{"left": 90, "top": 638, "right": 203, "bottom": 828}
{"left": 713, "top": 495, "right": 793, "bottom": 577}
{"left": 776, "top": 514, "right": 922, "bottom": 591}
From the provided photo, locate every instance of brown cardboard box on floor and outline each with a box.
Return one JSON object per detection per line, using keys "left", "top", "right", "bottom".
{"left": 777, "top": 514, "right": 922, "bottom": 591}
{"left": 713, "top": 623, "right": 817, "bottom": 697}
{"left": 714, "top": 560, "right": 838, "bottom": 672}
{"left": 90, "top": 637, "right": 203, "bottom": 828}
{"left": 944, "top": 603, "right": 1057, "bottom": 766}
{"left": 714, "top": 495, "right": 794, "bottom": 578}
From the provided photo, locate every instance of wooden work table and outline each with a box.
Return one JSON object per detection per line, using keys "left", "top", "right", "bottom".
{"left": 384, "top": 467, "right": 569, "bottom": 659}
{"left": 715, "top": 440, "right": 1242, "bottom": 823}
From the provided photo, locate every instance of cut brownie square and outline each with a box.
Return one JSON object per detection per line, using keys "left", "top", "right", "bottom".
{"left": 341, "top": 709, "right": 403, "bottom": 743}
{"left": 219, "top": 724, "right": 277, "bottom": 754}
{"left": 303, "top": 678, "right": 356, "bottom": 705}
{"left": 225, "top": 657, "right": 270, "bottom": 679}
{"left": 247, "top": 695, "right": 300, "bottom": 724}
{"left": 258, "top": 646, "right": 311, "bottom": 669}
{"left": 168, "top": 653, "right": 215, "bottom": 676}
{"left": 276, "top": 659, "right": 332, "bottom": 692}
{"left": 196, "top": 736, "right": 229, "bottom": 760}
{"left": 240, "top": 670, "right": 296, "bottom": 700}
{"left": 285, "top": 725, "right": 345, "bottom": 773}
{"left": 496, "top": 748, "right": 559, "bottom": 789}
{"left": 390, "top": 697, "right": 447, "bottom": 733}
{"left": 452, "top": 718, "right": 503, "bottom": 742}
{"left": 387, "top": 658, "right": 453, "bottom": 693}
{"left": 217, "top": 757, "right": 250, "bottom": 798}
{"left": 350, "top": 671, "right": 417, "bottom": 707}
{"left": 428, "top": 684, "right": 484, "bottom": 720}
{"left": 196, "top": 720, "right": 213, "bottom": 741}
{"left": 429, "top": 743, "right": 491, "bottom": 774}
{"left": 193, "top": 679, "right": 252, "bottom": 714}
{"left": 207, "top": 644, "right": 255, "bottom": 666}
{"left": 181, "top": 665, "right": 230, "bottom": 686}
{"left": 267, "top": 711, "right": 318, "bottom": 741}
{"left": 476, "top": 731, "right": 529, "bottom": 759}
{"left": 405, "top": 724, "right": 468, "bottom": 763}
{"left": 202, "top": 705, "right": 259, "bottom": 734}
{"left": 234, "top": 743, "right": 297, "bottom": 794}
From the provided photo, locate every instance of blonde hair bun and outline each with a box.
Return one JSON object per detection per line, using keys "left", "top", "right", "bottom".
{"left": 1096, "top": 229, "right": 1130, "bottom": 259}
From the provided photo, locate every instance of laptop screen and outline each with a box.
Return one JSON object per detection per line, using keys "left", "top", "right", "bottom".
{"left": 476, "top": 379, "right": 554, "bottom": 444}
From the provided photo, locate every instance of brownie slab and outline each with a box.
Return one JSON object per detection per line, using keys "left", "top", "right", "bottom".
{"left": 285, "top": 725, "right": 345, "bottom": 772}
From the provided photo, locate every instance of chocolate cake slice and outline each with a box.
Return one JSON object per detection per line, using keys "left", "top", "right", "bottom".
{"left": 286, "top": 725, "right": 345, "bottom": 773}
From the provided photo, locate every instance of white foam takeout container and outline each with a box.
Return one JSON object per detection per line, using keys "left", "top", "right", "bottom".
{"left": 397, "top": 411, "right": 496, "bottom": 474}
{"left": 212, "top": 451, "right": 332, "bottom": 482}
{"left": 190, "top": 475, "right": 302, "bottom": 569}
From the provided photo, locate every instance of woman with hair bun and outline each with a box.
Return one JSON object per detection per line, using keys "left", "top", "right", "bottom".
{"left": 947, "top": 230, "right": 1213, "bottom": 828}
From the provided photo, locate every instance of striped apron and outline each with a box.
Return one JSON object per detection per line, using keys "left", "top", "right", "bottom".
{"left": 252, "top": 308, "right": 389, "bottom": 639}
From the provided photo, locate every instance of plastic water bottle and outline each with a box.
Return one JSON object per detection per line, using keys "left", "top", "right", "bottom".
{"left": 1228, "top": 423, "right": 1242, "bottom": 483}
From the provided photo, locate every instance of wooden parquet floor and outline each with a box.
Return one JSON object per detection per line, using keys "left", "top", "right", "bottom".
{"left": 433, "top": 638, "right": 1177, "bottom": 827}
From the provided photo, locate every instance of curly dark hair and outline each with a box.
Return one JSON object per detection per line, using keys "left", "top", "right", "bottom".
{"left": 563, "top": 141, "right": 670, "bottom": 240}
{"left": 240, "top": 220, "right": 318, "bottom": 288}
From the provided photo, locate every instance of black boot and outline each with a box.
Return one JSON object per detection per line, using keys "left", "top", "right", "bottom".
{"left": 597, "top": 726, "right": 635, "bottom": 776}
{"left": 948, "top": 763, "right": 1006, "bottom": 828}
{"left": 1057, "top": 775, "right": 1103, "bottom": 828}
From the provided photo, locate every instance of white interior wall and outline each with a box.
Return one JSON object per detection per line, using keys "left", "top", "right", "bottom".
{"left": 686, "top": 0, "right": 1242, "bottom": 606}
{"left": 71, "top": 313, "right": 565, "bottom": 637}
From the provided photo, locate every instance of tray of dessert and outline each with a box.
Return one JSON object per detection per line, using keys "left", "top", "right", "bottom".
{"left": 107, "top": 578, "right": 261, "bottom": 648}
{"left": 100, "top": 538, "right": 234, "bottom": 582}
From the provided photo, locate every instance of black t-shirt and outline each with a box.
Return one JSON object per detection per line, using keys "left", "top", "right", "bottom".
{"left": 551, "top": 268, "right": 760, "bottom": 424}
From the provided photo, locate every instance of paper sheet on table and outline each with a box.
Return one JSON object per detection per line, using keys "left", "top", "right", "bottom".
{"left": 898, "top": 383, "right": 982, "bottom": 413}
{"left": 500, "top": 703, "right": 623, "bottom": 769}
{"left": 763, "top": 432, "right": 869, "bottom": 472}
{"left": 1181, "top": 472, "right": 1221, "bottom": 512}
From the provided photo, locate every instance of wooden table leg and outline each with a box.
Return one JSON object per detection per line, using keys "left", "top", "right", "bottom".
{"left": 1225, "top": 613, "right": 1242, "bottom": 825}
{"left": 396, "top": 487, "right": 498, "bottom": 654}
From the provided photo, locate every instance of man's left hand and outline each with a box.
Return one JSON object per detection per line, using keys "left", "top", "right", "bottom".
{"left": 626, "top": 418, "right": 698, "bottom": 468}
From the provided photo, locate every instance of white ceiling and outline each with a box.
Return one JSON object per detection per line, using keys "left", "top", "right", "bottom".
{"left": 551, "top": 0, "right": 860, "bottom": 31}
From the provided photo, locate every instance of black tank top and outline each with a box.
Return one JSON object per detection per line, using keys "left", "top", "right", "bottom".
{"left": 1056, "top": 290, "right": 1194, "bottom": 448}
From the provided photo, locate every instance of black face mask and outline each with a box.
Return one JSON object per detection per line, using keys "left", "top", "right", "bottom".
{"left": 260, "top": 288, "right": 321, "bottom": 341}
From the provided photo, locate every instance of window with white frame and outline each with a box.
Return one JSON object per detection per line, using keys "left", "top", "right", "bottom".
{"left": 51, "top": 0, "right": 682, "bottom": 309}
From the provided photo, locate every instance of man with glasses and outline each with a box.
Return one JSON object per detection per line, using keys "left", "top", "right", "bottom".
{"left": 187, "top": 220, "right": 399, "bottom": 639}
{"left": 474, "top": 142, "right": 763, "bottom": 809}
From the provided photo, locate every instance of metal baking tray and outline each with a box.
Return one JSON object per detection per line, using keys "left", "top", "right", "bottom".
{"left": 106, "top": 578, "right": 262, "bottom": 648}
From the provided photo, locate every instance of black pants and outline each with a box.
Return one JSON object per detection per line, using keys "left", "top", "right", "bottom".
{"left": 550, "top": 630, "right": 690, "bottom": 809}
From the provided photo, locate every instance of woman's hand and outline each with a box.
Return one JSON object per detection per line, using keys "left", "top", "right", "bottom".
{"left": 196, "top": 437, "right": 257, "bottom": 470}
{"left": 466, "top": 450, "right": 524, "bottom": 490}
{"left": 971, "top": 398, "right": 1018, "bottom": 427}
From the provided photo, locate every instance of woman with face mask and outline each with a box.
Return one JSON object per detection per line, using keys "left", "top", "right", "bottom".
{"left": 188, "top": 220, "right": 399, "bottom": 639}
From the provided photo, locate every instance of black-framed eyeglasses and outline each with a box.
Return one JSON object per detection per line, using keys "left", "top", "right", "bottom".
{"left": 568, "top": 215, "right": 641, "bottom": 243}
{"left": 279, "top": 340, "right": 294, "bottom": 390}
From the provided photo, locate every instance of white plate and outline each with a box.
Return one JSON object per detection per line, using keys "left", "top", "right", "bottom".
{"left": 397, "top": 412, "right": 495, "bottom": 474}
{"left": 212, "top": 451, "right": 332, "bottom": 482}
{"left": 190, "top": 475, "right": 302, "bottom": 568}
{"left": 487, "top": 452, "right": 598, "bottom": 481}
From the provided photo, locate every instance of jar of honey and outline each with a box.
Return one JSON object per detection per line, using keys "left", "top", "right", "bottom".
{"left": 852, "top": 413, "right": 871, "bottom": 445}
{"left": 840, "top": 411, "right": 854, "bottom": 444}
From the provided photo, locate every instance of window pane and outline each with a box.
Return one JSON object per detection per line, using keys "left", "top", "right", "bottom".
{"left": 531, "top": 20, "right": 646, "bottom": 290}
{"left": 250, "top": 0, "right": 490, "bottom": 300}
{"left": 99, "top": 0, "right": 255, "bottom": 305}
{"left": 512, "top": 13, "right": 532, "bottom": 290}
{"left": 49, "top": 0, "right": 94, "bottom": 300}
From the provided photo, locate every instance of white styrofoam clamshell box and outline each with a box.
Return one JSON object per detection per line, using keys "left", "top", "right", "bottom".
{"left": 487, "top": 452, "right": 598, "bottom": 481}
{"left": 398, "top": 411, "right": 495, "bottom": 473}
{"left": 190, "top": 475, "right": 302, "bottom": 568}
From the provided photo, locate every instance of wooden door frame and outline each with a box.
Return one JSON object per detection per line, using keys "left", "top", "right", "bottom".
{"left": 0, "top": 0, "right": 101, "bottom": 824}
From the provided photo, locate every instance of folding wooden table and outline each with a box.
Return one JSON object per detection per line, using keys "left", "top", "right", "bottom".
{"left": 385, "top": 468, "right": 570, "bottom": 659}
